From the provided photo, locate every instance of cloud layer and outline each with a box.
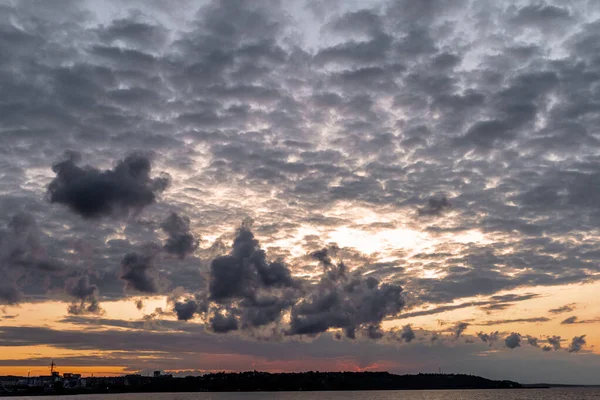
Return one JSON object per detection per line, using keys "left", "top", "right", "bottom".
{"left": 0, "top": 0, "right": 598, "bottom": 384}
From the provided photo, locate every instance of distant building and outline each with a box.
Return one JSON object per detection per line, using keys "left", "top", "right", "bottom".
{"left": 63, "top": 373, "right": 83, "bottom": 389}
{"left": 154, "top": 371, "right": 161, "bottom": 378}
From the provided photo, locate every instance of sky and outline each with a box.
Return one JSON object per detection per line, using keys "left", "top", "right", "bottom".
{"left": 1, "top": 0, "right": 600, "bottom": 385}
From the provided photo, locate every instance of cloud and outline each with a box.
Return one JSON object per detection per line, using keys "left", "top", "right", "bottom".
{"left": 0, "top": 285, "right": 21, "bottom": 305}
{"left": 477, "top": 317, "right": 550, "bottom": 326}
{"left": 398, "top": 293, "right": 539, "bottom": 319}
{"left": 477, "top": 331, "right": 499, "bottom": 346}
{"left": 451, "top": 322, "right": 469, "bottom": 339}
{"left": 526, "top": 336, "right": 539, "bottom": 348}
{"left": 174, "top": 227, "right": 406, "bottom": 339}
{"left": 172, "top": 292, "right": 208, "bottom": 322}
{"left": 505, "top": 333, "right": 521, "bottom": 349}
{"left": 161, "top": 212, "right": 199, "bottom": 259}
{"left": 47, "top": 151, "right": 170, "bottom": 219}
{"left": 210, "top": 310, "right": 239, "bottom": 333}
{"left": 1, "top": 0, "right": 600, "bottom": 384}
{"left": 510, "top": 3, "right": 573, "bottom": 29}
{"left": 209, "top": 223, "right": 298, "bottom": 303}
{"left": 561, "top": 316, "right": 578, "bottom": 324}
{"left": 173, "top": 299, "right": 200, "bottom": 321}
{"left": 288, "top": 249, "right": 405, "bottom": 338}
{"left": 399, "top": 325, "right": 416, "bottom": 343}
{"left": 568, "top": 335, "right": 586, "bottom": 353}
{"left": 547, "top": 335, "right": 562, "bottom": 351}
{"left": 549, "top": 304, "right": 576, "bottom": 314}
{"left": 120, "top": 245, "right": 162, "bottom": 294}
{"left": 417, "top": 196, "right": 451, "bottom": 217}
{"left": 65, "top": 275, "right": 102, "bottom": 315}
{"left": 560, "top": 316, "right": 600, "bottom": 324}
{"left": 0, "top": 212, "right": 63, "bottom": 304}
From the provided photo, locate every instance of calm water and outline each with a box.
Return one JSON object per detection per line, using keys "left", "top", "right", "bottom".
{"left": 36, "top": 388, "right": 600, "bottom": 400}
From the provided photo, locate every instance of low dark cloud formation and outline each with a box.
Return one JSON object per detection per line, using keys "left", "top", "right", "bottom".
{"left": 65, "top": 275, "right": 102, "bottom": 315}
{"left": 505, "top": 332, "right": 521, "bottom": 349}
{"left": 526, "top": 336, "right": 539, "bottom": 347}
{"left": 399, "top": 324, "right": 416, "bottom": 343}
{"left": 161, "top": 213, "right": 199, "bottom": 259}
{"left": 451, "top": 322, "right": 469, "bottom": 338}
{"left": 477, "top": 331, "right": 499, "bottom": 346}
{"left": 120, "top": 246, "right": 162, "bottom": 293}
{"left": 48, "top": 151, "right": 170, "bottom": 219}
{"left": 210, "top": 310, "right": 239, "bottom": 333}
{"left": 173, "top": 228, "right": 405, "bottom": 339}
{"left": 288, "top": 248, "right": 405, "bottom": 338}
{"left": 206, "top": 223, "right": 299, "bottom": 331}
{"left": 172, "top": 293, "right": 208, "bottom": 322}
{"left": 568, "top": 335, "right": 586, "bottom": 353}
{"left": 547, "top": 335, "right": 562, "bottom": 351}
{"left": 174, "top": 299, "right": 200, "bottom": 321}
{"left": 209, "top": 224, "right": 298, "bottom": 302}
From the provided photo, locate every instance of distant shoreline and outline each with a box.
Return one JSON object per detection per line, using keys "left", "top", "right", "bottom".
{"left": 0, "top": 372, "right": 525, "bottom": 396}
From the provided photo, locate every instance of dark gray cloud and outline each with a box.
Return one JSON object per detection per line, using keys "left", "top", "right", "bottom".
{"left": 549, "top": 304, "right": 576, "bottom": 314}
{"left": 210, "top": 310, "right": 239, "bottom": 333}
{"left": 65, "top": 275, "right": 102, "bottom": 315}
{"left": 173, "top": 299, "right": 200, "bottom": 321}
{"left": 0, "top": 285, "right": 21, "bottom": 305}
{"left": 209, "top": 223, "right": 298, "bottom": 303}
{"left": 288, "top": 250, "right": 405, "bottom": 338}
{"left": 399, "top": 324, "right": 416, "bottom": 343}
{"left": 547, "top": 335, "right": 562, "bottom": 351}
{"left": 47, "top": 151, "right": 170, "bottom": 219}
{"left": 568, "top": 335, "right": 586, "bottom": 353}
{"left": 120, "top": 245, "right": 162, "bottom": 293}
{"left": 477, "top": 331, "right": 499, "bottom": 346}
{"left": 0, "top": 212, "right": 63, "bottom": 304}
{"left": 451, "top": 322, "right": 469, "bottom": 339}
{"left": 505, "top": 332, "right": 521, "bottom": 349}
{"left": 560, "top": 316, "right": 600, "bottom": 324}
{"left": 161, "top": 212, "right": 199, "bottom": 259}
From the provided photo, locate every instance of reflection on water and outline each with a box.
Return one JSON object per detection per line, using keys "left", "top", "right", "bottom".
{"left": 42, "top": 388, "right": 600, "bottom": 400}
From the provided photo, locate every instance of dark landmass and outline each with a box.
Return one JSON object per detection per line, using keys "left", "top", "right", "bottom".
{"left": 0, "top": 371, "right": 522, "bottom": 396}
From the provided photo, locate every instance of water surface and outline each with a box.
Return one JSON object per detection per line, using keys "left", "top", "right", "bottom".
{"left": 39, "top": 388, "right": 600, "bottom": 400}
